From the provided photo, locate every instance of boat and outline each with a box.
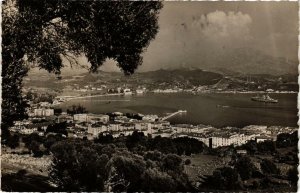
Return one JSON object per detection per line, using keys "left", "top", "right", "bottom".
{"left": 251, "top": 94, "right": 278, "bottom": 103}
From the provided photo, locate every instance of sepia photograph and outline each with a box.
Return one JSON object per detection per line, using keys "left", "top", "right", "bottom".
{"left": 1, "top": 0, "right": 299, "bottom": 192}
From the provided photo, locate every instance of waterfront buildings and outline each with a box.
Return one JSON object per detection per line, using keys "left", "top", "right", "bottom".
{"left": 12, "top": 100, "right": 298, "bottom": 149}
{"left": 123, "top": 88, "right": 132, "bottom": 95}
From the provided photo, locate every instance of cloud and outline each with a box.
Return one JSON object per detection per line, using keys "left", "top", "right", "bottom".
{"left": 139, "top": 10, "right": 255, "bottom": 72}
{"left": 192, "top": 11, "right": 252, "bottom": 41}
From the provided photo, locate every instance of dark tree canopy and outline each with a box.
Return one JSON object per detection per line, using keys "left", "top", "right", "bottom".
{"left": 2, "top": 0, "right": 163, "bottom": 136}
{"left": 50, "top": 140, "right": 192, "bottom": 192}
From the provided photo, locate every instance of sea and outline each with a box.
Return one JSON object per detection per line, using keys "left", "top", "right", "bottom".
{"left": 59, "top": 93, "right": 298, "bottom": 128}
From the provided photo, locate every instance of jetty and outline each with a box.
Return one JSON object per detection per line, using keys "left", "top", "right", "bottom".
{"left": 60, "top": 93, "right": 123, "bottom": 101}
{"left": 161, "top": 110, "right": 187, "bottom": 121}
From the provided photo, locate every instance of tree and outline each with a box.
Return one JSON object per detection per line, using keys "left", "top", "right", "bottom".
{"left": 2, "top": 0, "right": 163, "bottom": 139}
{"left": 50, "top": 140, "right": 193, "bottom": 192}
{"left": 126, "top": 131, "right": 146, "bottom": 150}
{"left": 201, "top": 167, "right": 243, "bottom": 190}
{"left": 28, "top": 140, "right": 43, "bottom": 157}
{"left": 276, "top": 131, "right": 298, "bottom": 148}
{"left": 141, "top": 168, "right": 177, "bottom": 192}
{"left": 50, "top": 140, "right": 110, "bottom": 191}
{"left": 234, "top": 156, "right": 257, "bottom": 180}
{"left": 67, "top": 105, "right": 88, "bottom": 115}
{"left": 22, "top": 132, "right": 44, "bottom": 148}
{"left": 162, "top": 154, "right": 183, "bottom": 173}
{"left": 44, "top": 134, "right": 63, "bottom": 151}
{"left": 7, "top": 134, "right": 20, "bottom": 149}
{"left": 257, "top": 140, "right": 276, "bottom": 154}
{"left": 184, "top": 159, "right": 191, "bottom": 165}
{"left": 94, "top": 133, "right": 114, "bottom": 144}
{"left": 241, "top": 140, "right": 257, "bottom": 155}
{"left": 106, "top": 152, "right": 146, "bottom": 191}
{"left": 46, "top": 122, "right": 68, "bottom": 136}
{"left": 287, "top": 166, "right": 298, "bottom": 185}
{"left": 260, "top": 159, "right": 280, "bottom": 175}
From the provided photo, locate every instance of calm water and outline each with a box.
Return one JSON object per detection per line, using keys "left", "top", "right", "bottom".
{"left": 60, "top": 93, "right": 298, "bottom": 127}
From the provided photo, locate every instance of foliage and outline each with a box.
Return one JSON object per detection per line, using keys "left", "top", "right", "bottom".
{"left": 287, "top": 166, "right": 298, "bottom": 185}
{"left": 276, "top": 131, "right": 298, "bottom": 148}
{"left": 233, "top": 156, "right": 257, "bottom": 180}
{"left": 53, "top": 108, "right": 62, "bottom": 115}
{"left": 22, "top": 133, "right": 44, "bottom": 148}
{"left": 28, "top": 140, "right": 43, "bottom": 157}
{"left": 201, "top": 167, "right": 243, "bottom": 190}
{"left": 125, "top": 130, "right": 147, "bottom": 151}
{"left": 46, "top": 122, "right": 68, "bottom": 136}
{"left": 256, "top": 140, "right": 276, "bottom": 154}
{"left": 94, "top": 131, "right": 207, "bottom": 156}
{"left": 66, "top": 105, "right": 88, "bottom": 115}
{"left": 49, "top": 139, "right": 193, "bottom": 192}
{"left": 44, "top": 134, "right": 64, "bottom": 151}
{"left": 7, "top": 134, "right": 20, "bottom": 149}
{"left": 184, "top": 159, "right": 191, "bottom": 165}
{"left": 173, "top": 137, "right": 206, "bottom": 155}
{"left": 94, "top": 133, "right": 114, "bottom": 144}
{"left": 260, "top": 159, "right": 280, "bottom": 175}
{"left": 240, "top": 139, "right": 276, "bottom": 155}
{"left": 2, "top": 0, "right": 162, "bottom": 139}
{"left": 240, "top": 140, "right": 258, "bottom": 155}
{"left": 50, "top": 140, "right": 109, "bottom": 191}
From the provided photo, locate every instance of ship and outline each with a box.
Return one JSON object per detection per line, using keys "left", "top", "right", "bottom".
{"left": 251, "top": 94, "right": 278, "bottom": 103}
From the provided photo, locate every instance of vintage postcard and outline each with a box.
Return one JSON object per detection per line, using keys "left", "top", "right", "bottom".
{"left": 1, "top": 1, "right": 298, "bottom": 192}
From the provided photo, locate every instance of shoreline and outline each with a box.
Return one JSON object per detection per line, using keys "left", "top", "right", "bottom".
{"left": 55, "top": 90, "right": 297, "bottom": 102}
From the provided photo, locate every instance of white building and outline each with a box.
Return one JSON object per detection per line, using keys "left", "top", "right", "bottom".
{"left": 134, "top": 121, "right": 152, "bottom": 134}
{"left": 44, "top": 109, "right": 54, "bottom": 116}
{"left": 256, "top": 135, "right": 274, "bottom": 143}
{"left": 88, "top": 123, "right": 108, "bottom": 137}
{"left": 34, "top": 108, "right": 54, "bottom": 117}
{"left": 119, "top": 123, "right": 135, "bottom": 131}
{"left": 142, "top": 115, "right": 158, "bottom": 122}
{"left": 209, "top": 133, "right": 257, "bottom": 148}
{"left": 73, "top": 114, "right": 88, "bottom": 122}
{"left": 109, "top": 122, "right": 120, "bottom": 132}
{"left": 39, "top": 102, "right": 51, "bottom": 107}
{"left": 136, "top": 88, "right": 146, "bottom": 94}
{"left": 123, "top": 88, "right": 132, "bottom": 95}
{"left": 19, "top": 128, "right": 37, "bottom": 135}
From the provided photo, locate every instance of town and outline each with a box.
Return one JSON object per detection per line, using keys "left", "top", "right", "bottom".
{"left": 10, "top": 97, "right": 297, "bottom": 149}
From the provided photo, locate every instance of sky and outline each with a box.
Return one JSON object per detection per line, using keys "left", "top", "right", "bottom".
{"left": 32, "top": 1, "right": 299, "bottom": 75}
{"left": 100, "top": 1, "right": 298, "bottom": 74}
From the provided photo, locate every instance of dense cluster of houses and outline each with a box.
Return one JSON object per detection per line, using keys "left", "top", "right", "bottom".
{"left": 10, "top": 105, "right": 297, "bottom": 149}
{"left": 10, "top": 98, "right": 298, "bottom": 148}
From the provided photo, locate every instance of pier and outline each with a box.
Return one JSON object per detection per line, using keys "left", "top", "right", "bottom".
{"left": 59, "top": 93, "right": 124, "bottom": 101}
{"left": 161, "top": 110, "right": 187, "bottom": 121}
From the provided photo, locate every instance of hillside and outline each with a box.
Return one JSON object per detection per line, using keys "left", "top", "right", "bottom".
{"left": 24, "top": 68, "right": 298, "bottom": 92}
{"left": 207, "top": 48, "right": 298, "bottom": 75}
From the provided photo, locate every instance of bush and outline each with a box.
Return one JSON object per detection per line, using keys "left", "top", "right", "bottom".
{"left": 287, "top": 166, "right": 298, "bottom": 185}
{"left": 28, "top": 140, "right": 44, "bottom": 157}
{"left": 260, "top": 159, "right": 280, "bottom": 175}
{"left": 184, "top": 159, "right": 191, "bottom": 165}
{"left": 7, "top": 134, "right": 20, "bottom": 149}
{"left": 201, "top": 167, "right": 243, "bottom": 190}
{"left": 234, "top": 156, "right": 257, "bottom": 180}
